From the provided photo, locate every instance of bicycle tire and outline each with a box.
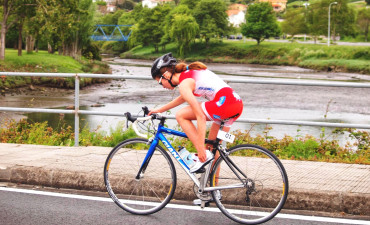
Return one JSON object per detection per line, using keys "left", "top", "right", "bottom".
{"left": 210, "top": 144, "right": 288, "bottom": 224}
{"left": 104, "top": 138, "right": 176, "bottom": 215}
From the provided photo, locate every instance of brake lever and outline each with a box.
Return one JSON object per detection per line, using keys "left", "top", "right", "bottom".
{"left": 124, "top": 112, "right": 129, "bottom": 128}
{"left": 142, "top": 106, "right": 150, "bottom": 116}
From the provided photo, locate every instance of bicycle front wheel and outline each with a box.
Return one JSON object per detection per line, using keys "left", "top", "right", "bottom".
{"left": 210, "top": 144, "right": 288, "bottom": 224}
{"left": 104, "top": 138, "right": 176, "bottom": 215}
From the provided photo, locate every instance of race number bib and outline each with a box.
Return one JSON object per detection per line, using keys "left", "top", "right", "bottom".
{"left": 217, "top": 130, "right": 235, "bottom": 143}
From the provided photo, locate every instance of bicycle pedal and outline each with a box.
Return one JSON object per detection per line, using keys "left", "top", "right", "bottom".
{"left": 193, "top": 199, "right": 210, "bottom": 208}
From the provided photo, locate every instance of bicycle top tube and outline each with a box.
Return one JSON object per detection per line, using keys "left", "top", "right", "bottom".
{"left": 125, "top": 111, "right": 221, "bottom": 147}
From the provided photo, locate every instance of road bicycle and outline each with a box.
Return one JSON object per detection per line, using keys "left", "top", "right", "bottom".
{"left": 104, "top": 107, "right": 289, "bottom": 224}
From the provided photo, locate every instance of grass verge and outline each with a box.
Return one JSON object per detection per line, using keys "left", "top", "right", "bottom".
{"left": 0, "top": 49, "right": 111, "bottom": 90}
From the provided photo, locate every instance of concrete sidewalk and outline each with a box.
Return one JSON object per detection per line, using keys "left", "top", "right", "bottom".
{"left": 0, "top": 143, "right": 369, "bottom": 216}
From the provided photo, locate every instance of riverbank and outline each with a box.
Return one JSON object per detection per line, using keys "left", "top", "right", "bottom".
{"left": 121, "top": 40, "right": 370, "bottom": 75}
{"left": 0, "top": 49, "right": 111, "bottom": 91}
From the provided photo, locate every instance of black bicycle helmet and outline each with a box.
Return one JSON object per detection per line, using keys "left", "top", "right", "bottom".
{"left": 151, "top": 53, "right": 177, "bottom": 79}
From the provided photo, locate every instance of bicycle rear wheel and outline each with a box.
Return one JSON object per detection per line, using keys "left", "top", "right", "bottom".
{"left": 104, "top": 138, "right": 176, "bottom": 215}
{"left": 210, "top": 144, "right": 288, "bottom": 224}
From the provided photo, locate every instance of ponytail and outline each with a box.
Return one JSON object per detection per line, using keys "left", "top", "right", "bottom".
{"left": 175, "top": 62, "right": 207, "bottom": 73}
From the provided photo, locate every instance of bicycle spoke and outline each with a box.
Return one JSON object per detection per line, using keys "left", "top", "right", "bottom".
{"left": 104, "top": 138, "right": 176, "bottom": 215}
{"left": 211, "top": 144, "right": 288, "bottom": 224}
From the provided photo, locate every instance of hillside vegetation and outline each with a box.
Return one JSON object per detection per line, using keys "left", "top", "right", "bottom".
{"left": 122, "top": 40, "right": 370, "bottom": 74}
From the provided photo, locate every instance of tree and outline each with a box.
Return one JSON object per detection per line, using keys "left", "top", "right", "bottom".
{"left": 21, "top": 0, "right": 40, "bottom": 54}
{"left": 0, "top": 0, "right": 22, "bottom": 60}
{"left": 357, "top": 8, "right": 370, "bottom": 42}
{"left": 36, "top": 0, "right": 77, "bottom": 54}
{"left": 179, "top": 0, "right": 198, "bottom": 10}
{"left": 116, "top": 0, "right": 136, "bottom": 10}
{"left": 149, "top": 4, "right": 172, "bottom": 52}
{"left": 240, "top": 2, "right": 280, "bottom": 45}
{"left": 73, "top": 0, "right": 96, "bottom": 59}
{"left": 306, "top": 2, "right": 327, "bottom": 43}
{"left": 161, "top": 4, "right": 191, "bottom": 51}
{"left": 169, "top": 14, "right": 198, "bottom": 57}
{"left": 281, "top": 8, "right": 307, "bottom": 40}
{"left": 306, "top": 0, "right": 356, "bottom": 43}
{"left": 118, "top": 11, "right": 136, "bottom": 48}
{"left": 331, "top": 0, "right": 356, "bottom": 41}
{"left": 135, "top": 4, "right": 171, "bottom": 52}
{"left": 193, "top": 0, "right": 228, "bottom": 45}
{"left": 35, "top": 0, "right": 96, "bottom": 58}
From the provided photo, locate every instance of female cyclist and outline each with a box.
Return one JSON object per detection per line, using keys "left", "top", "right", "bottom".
{"left": 149, "top": 53, "right": 243, "bottom": 173}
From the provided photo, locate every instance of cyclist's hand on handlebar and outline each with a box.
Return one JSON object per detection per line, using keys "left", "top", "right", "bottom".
{"left": 148, "top": 108, "right": 161, "bottom": 116}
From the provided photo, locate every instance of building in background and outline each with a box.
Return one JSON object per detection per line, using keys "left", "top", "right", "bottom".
{"left": 107, "top": 4, "right": 117, "bottom": 12}
{"left": 259, "top": 0, "right": 288, "bottom": 12}
{"left": 94, "top": 0, "right": 117, "bottom": 13}
{"left": 227, "top": 4, "right": 247, "bottom": 27}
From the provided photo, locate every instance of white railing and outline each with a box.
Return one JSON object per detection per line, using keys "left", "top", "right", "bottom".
{"left": 1, "top": 72, "right": 370, "bottom": 146}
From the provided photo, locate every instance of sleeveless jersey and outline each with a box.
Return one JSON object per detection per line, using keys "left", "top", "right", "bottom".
{"left": 179, "top": 69, "right": 230, "bottom": 101}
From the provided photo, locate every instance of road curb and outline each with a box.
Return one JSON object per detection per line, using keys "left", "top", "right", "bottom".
{"left": 0, "top": 165, "right": 369, "bottom": 216}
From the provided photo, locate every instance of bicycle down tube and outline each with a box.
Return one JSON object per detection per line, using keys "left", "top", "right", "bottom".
{"left": 138, "top": 123, "right": 201, "bottom": 187}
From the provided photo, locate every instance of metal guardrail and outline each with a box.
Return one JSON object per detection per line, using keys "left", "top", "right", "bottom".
{"left": 1, "top": 72, "right": 370, "bottom": 146}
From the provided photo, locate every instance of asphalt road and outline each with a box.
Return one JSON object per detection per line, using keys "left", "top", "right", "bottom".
{"left": 0, "top": 187, "right": 368, "bottom": 225}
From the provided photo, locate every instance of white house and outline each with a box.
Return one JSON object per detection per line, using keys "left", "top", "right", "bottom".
{"left": 227, "top": 10, "right": 245, "bottom": 27}
{"left": 226, "top": 4, "right": 247, "bottom": 27}
{"left": 142, "top": 0, "right": 157, "bottom": 8}
{"left": 106, "top": 4, "right": 117, "bottom": 12}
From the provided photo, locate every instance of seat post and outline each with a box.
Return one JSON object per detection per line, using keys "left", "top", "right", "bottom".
{"left": 219, "top": 121, "right": 225, "bottom": 130}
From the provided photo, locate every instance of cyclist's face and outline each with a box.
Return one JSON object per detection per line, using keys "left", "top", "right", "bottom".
{"left": 157, "top": 71, "right": 174, "bottom": 90}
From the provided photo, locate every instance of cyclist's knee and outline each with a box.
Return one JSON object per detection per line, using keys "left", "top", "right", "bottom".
{"left": 175, "top": 110, "right": 183, "bottom": 122}
{"left": 176, "top": 107, "right": 194, "bottom": 122}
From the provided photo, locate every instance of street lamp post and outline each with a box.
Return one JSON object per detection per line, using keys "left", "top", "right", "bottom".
{"left": 328, "top": 2, "right": 337, "bottom": 46}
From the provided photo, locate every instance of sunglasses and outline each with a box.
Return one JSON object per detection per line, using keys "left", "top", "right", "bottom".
{"left": 158, "top": 75, "right": 168, "bottom": 86}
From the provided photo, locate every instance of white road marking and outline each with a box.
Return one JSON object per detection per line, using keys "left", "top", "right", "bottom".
{"left": 0, "top": 187, "right": 368, "bottom": 225}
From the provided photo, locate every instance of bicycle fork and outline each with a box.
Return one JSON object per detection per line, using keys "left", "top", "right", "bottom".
{"left": 134, "top": 138, "right": 157, "bottom": 180}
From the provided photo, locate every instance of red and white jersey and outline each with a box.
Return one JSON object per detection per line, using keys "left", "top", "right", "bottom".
{"left": 179, "top": 69, "right": 230, "bottom": 101}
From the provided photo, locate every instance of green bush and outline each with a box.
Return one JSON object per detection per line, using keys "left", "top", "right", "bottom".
{"left": 96, "top": 1, "right": 107, "bottom": 6}
{"left": 0, "top": 120, "right": 369, "bottom": 164}
{"left": 353, "top": 50, "right": 370, "bottom": 60}
{"left": 277, "top": 139, "right": 320, "bottom": 159}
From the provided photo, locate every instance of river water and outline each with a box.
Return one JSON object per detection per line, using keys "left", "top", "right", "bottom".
{"left": 1, "top": 58, "right": 369, "bottom": 146}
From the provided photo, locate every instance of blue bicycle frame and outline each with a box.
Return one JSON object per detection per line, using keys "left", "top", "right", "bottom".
{"left": 137, "top": 123, "right": 201, "bottom": 186}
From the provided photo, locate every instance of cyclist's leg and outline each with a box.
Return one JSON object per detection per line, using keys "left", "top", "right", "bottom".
{"left": 193, "top": 123, "right": 230, "bottom": 206}
{"left": 176, "top": 103, "right": 211, "bottom": 162}
{"left": 207, "top": 122, "right": 230, "bottom": 186}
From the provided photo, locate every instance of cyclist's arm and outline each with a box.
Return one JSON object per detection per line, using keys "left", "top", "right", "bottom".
{"left": 149, "top": 95, "right": 185, "bottom": 115}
